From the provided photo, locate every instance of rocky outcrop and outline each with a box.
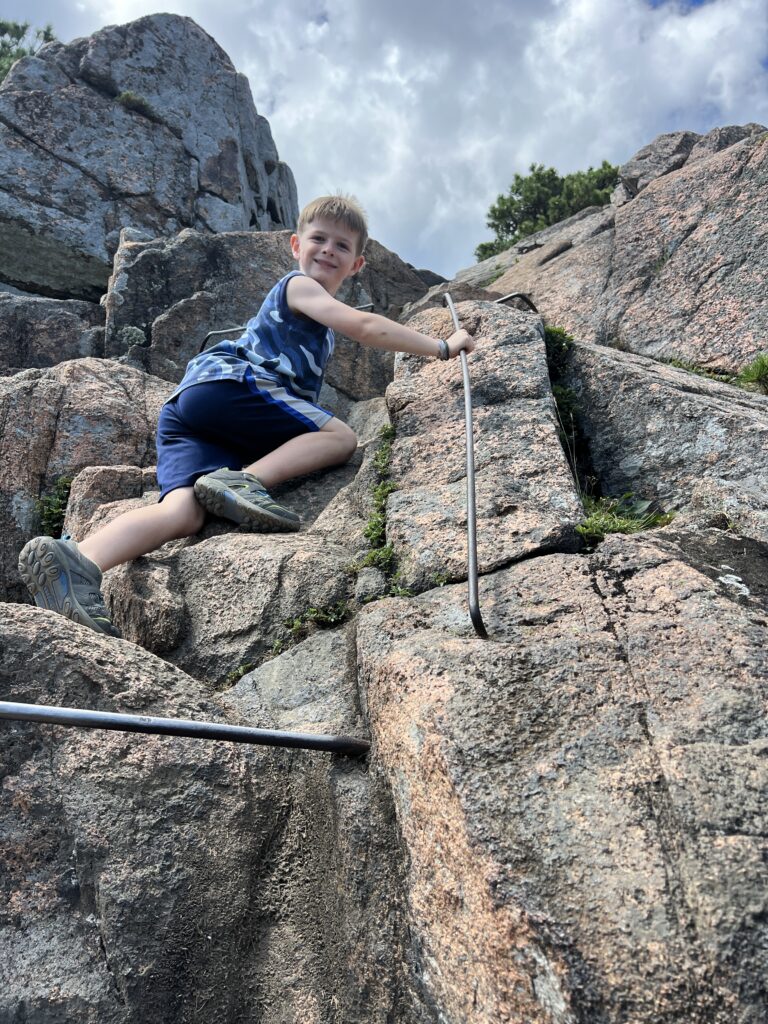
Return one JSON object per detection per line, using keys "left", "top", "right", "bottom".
{"left": 359, "top": 529, "right": 768, "bottom": 1023}
{"left": 0, "top": 292, "right": 104, "bottom": 374}
{"left": 0, "top": 604, "right": 417, "bottom": 1023}
{"left": 0, "top": 359, "right": 170, "bottom": 602}
{"left": 103, "top": 227, "right": 428, "bottom": 395}
{"left": 0, "top": 14, "right": 298, "bottom": 301}
{"left": 457, "top": 125, "right": 767, "bottom": 373}
{"left": 103, "top": 228, "right": 296, "bottom": 381}
{"left": 2, "top": 98, "right": 767, "bottom": 1024}
{"left": 562, "top": 340, "right": 768, "bottom": 509}
{"left": 388, "top": 302, "right": 582, "bottom": 588}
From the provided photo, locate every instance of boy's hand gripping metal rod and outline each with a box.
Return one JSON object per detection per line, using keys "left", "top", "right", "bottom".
{"left": 444, "top": 293, "right": 488, "bottom": 639}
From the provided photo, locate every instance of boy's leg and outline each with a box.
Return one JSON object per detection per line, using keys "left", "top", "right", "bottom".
{"left": 79, "top": 487, "right": 206, "bottom": 571}
{"left": 18, "top": 488, "right": 205, "bottom": 637}
{"left": 193, "top": 419, "right": 357, "bottom": 532}
{"left": 243, "top": 417, "right": 357, "bottom": 489}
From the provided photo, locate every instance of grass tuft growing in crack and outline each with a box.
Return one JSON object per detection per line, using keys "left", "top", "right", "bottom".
{"left": 116, "top": 91, "right": 160, "bottom": 122}
{"left": 736, "top": 352, "right": 768, "bottom": 394}
{"left": 350, "top": 424, "right": 412, "bottom": 598}
{"left": 576, "top": 494, "right": 675, "bottom": 545}
{"left": 543, "top": 325, "right": 676, "bottom": 548}
{"left": 663, "top": 352, "right": 768, "bottom": 395}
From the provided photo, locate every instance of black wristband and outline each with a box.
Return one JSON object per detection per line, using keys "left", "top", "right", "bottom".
{"left": 437, "top": 339, "right": 449, "bottom": 360}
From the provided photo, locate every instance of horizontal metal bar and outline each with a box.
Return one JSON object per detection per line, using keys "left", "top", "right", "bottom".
{"left": 493, "top": 291, "right": 539, "bottom": 313}
{"left": 199, "top": 325, "right": 246, "bottom": 353}
{"left": 0, "top": 701, "right": 370, "bottom": 756}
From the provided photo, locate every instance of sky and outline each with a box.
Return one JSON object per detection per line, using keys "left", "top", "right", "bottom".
{"left": 6, "top": 0, "right": 768, "bottom": 277}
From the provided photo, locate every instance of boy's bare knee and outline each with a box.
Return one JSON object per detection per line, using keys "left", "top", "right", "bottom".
{"left": 163, "top": 489, "right": 206, "bottom": 537}
{"left": 337, "top": 423, "right": 358, "bottom": 462}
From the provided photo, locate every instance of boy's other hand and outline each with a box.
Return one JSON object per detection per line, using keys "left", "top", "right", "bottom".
{"left": 447, "top": 328, "right": 475, "bottom": 358}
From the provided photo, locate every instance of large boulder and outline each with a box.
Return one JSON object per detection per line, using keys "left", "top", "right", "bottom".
{"left": 0, "top": 603, "right": 419, "bottom": 1023}
{"left": 0, "top": 292, "right": 104, "bottom": 374}
{"left": 386, "top": 301, "right": 583, "bottom": 588}
{"left": 562, "top": 340, "right": 768, "bottom": 510}
{"left": 103, "top": 227, "right": 428, "bottom": 396}
{"left": 0, "top": 358, "right": 170, "bottom": 602}
{"left": 358, "top": 529, "right": 768, "bottom": 1023}
{"left": 456, "top": 126, "right": 768, "bottom": 373}
{"left": 0, "top": 14, "right": 298, "bottom": 301}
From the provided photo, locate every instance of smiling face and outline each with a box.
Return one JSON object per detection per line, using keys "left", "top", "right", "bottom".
{"left": 290, "top": 216, "right": 366, "bottom": 295}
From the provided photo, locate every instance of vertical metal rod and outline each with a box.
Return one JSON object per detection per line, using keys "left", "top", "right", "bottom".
{"left": 444, "top": 293, "right": 488, "bottom": 639}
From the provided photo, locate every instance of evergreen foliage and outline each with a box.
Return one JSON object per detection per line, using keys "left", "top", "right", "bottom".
{"left": 0, "top": 21, "right": 55, "bottom": 84}
{"left": 35, "top": 476, "right": 72, "bottom": 538}
{"left": 475, "top": 160, "right": 619, "bottom": 261}
{"left": 737, "top": 352, "right": 768, "bottom": 394}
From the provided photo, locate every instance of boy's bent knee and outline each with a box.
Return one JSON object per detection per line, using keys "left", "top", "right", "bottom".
{"left": 162, "top": 488, "right": 206, "bottom": 536}
{"left": 335, "top": 423, "right": 358, "bottom": 462}
{"left": 322, "top": 420, "right": 358, "bottom": 462}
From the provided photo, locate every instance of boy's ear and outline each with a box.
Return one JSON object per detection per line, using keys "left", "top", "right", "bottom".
{"left": 290, "top": 233, "right": 300, "bottom": 259}
{"left": 349, "top": 254, "right": 366, "bottom": 277}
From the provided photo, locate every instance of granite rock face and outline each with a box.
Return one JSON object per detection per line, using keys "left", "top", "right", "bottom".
{"left": 457, "top": 126, "right": 768, "bottom": 373}
{"left": 2, "top": 113, "right": 767, "bottom": 1022}
{"left": 0, "top": 358, "right": 170, "bottom": 602}
{"left": 358, "top": 531, "right": 768, "bottom": 1023}
{"left": 387, "top": 301, "right": 583, "bottom": 588}
{"left": 0, "top": 605, "right": 418, "bottom": 1024}
{"left": 103, "top": 227, "right": 427, "bottom": 395}
{"left": 0, "top": 293, "right": 104, "bottom": 374}
{"left": 0, "top": 14, "right": 298, "bottom": 301}
{"left": 562, "top": 340, "right": 768, "bottom": 509}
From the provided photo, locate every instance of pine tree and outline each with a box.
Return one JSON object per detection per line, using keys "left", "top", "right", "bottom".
{"left": 475, "top": 160, "right": 619, "bottom": 262}
{"left": 0, "top": 21, "right": 55, "bottom": 85}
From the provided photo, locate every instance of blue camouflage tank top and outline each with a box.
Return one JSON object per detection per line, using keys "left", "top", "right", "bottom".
{"left": 168, "top": 271, "right": 335, "bottom": 403}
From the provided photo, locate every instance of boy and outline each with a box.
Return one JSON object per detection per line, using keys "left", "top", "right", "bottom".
{"left": 19, "top": 195, "right": 474, "bottom": 638}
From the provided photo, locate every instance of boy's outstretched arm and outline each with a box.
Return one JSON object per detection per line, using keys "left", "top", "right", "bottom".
{"left": 286, "top": 276, "right": 474, "bottom": 359}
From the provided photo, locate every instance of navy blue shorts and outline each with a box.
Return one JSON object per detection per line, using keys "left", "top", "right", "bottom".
{"left": 156, "top": 374, "right": 333, "bottom": 500}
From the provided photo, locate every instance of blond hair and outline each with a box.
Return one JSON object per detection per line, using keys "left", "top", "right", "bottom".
{"left": 296, "top": 194, "right": 368, "bottom": 255}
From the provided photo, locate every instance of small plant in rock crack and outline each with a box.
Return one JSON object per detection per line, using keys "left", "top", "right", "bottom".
{"left": 223, "top": 661, "right": 256, "bottom": 687}
{"left": 576, "top": 494, "right": 675, "bottom": 545}
{"left": 666, "top": 358, "right": 734, "bottom": 384}
{"left": 736, "top": 352, "right": 768, "bottom": 394}
{"left": 284, "top": 600, "right": 352, "bottom": 641}
{"left": 363, "top": 481, "right": 398, "bottom": 549}
{"left": 356, "top": 543, "right": 396, "bottom": 574}
{"left": 116, "top": 91, "right": 159, "bottom": 121}
{"left": 35, "top": 476, "right": 73, "bottom": 538}
{"left": 543, "top": 325, "right": 573, "bottom": 381}
{"left": 350, "top": 424, "right": 415, "bottom": 598}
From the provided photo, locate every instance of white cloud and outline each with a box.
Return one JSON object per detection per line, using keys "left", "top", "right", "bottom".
{"left": 8, "top": 0, "right": 768, "bottom": 275}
